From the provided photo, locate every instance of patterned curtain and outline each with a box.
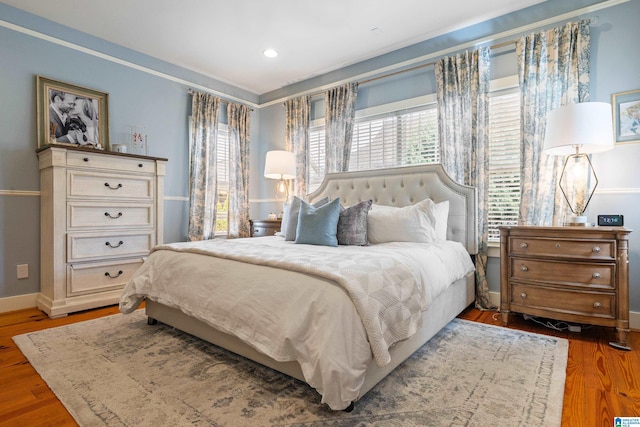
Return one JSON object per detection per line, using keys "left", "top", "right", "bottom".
{"left": 325, "top": 83, "right": 358, "bottom": 173}
{"left": 435, "top": 47, "right": 493, "bottom": 310}
{"left": 284, "top": 96, "right": 311, "bottom": 197}
{"left": 227, "top": 103, "right": 251, "bottom": 238}
{"left": 517, "top": 20, "right": 591, "bottom": 226}
{"left": 188, "top": 91, "right": 220, "bottom": 241}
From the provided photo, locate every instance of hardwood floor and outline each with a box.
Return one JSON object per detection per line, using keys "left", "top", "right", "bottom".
{"left": 0, "top": 304, "right": 638, "bottom": 427}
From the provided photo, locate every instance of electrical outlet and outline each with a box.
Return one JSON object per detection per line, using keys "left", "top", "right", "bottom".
{"left": 568, "top": 325, "right": 581, "bottom": 333}
{"left": 17, "top": 264, "right": 29, "bottom": 280}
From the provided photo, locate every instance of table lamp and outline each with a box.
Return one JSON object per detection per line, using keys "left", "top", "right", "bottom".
{"left": 542, "top": 102, "right": 614, "bottom": 226}
{"left": 264, "top": 150, "right": 296, "bottom": 199}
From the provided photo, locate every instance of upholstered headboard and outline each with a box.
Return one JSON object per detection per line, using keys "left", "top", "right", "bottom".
{"left": 307, "top": 164, "right": 477, "bottom": 254}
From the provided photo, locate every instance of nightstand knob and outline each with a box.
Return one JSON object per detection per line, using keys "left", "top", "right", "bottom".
{"left": 520, "top": 265, "right": 528, "bottom": 272}
{"left": 520, "top": 242, "right": 528, "bottom": 249}
{"left": 520, "top": 293, "right": 527, "bottom": 299}
{"left": 592, "top": 272, "right": 601, "bottom": 279}
{"left": 593, "top": 301, "right": 602, "bottom": 308}
{"left": 592, "top": 246, "right": 601, "bottom": 253}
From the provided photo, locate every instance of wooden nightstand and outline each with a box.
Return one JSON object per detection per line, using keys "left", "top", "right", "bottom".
{"left": 499, "top": 226, "right": 632, "bottom": 349}
{"left": 250, "top": 219, "right": 282, "bottom": 237}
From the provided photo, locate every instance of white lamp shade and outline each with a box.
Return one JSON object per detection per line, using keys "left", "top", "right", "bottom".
{"left": 264, "top": 150, "right": 296, "bottom": 180}
{"left": 543, "top": 102, "right": 614, "bottom": 155}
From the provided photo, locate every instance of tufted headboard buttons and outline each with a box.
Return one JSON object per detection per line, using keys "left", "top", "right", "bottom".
{"left": 307, "top": 164, "right": 477, "bottom": 254}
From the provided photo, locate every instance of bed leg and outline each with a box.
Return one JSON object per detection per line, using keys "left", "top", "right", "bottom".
{"left": 147, "top": 317, "right": 158, "bottom": 325}
{"left": 343, "top": 402, "right": 355, "bottom": 412}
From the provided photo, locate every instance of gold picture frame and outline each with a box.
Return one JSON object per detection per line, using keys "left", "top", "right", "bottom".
{"left": 36, "top": 76, "right": 110, "bottom": 150}
{"left": 611, "top": 88, "right": 640, "bottom": 145}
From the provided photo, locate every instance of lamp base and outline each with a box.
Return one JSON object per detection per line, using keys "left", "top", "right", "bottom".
{"left": 564, "top": 215, "right": 590, "bottom": 227}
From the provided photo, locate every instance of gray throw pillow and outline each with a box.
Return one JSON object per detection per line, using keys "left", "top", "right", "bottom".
{"left": 284, "top": 196, "right": 329, "bottom": 241}
{"left": 337, "top": 200, "right": 372, "bottom": 246}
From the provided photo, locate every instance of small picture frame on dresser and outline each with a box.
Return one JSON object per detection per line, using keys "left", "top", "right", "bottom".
{"left": 36, "top": 75, "right": 110, "bottom": 150}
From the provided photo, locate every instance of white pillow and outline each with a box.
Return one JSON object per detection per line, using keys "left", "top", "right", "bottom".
{"left": 368, "top": 199, "right": 446, "bottom": 244}
{"left": 433, "top": 200, "right": 449, "bottom": 241}
{"left": 275, "top": 202, "right": 290, "bottom": 237}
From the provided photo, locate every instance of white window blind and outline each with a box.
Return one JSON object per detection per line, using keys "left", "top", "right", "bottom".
{"left": 308, "top": 106, "right": 438, "bottom": 192}
{"left": 307, "top": 126, "right": 325, "bottom": 192}
{"left": 215, "top": 126, "right": 229, "bottom": 234}
{"left": 349, "top": 107, "right": 439, "bottom": 172}
{"left": 487, "top": 91, "right": 521, "bottom": 241}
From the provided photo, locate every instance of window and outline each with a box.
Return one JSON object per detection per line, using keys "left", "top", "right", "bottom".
{"left": 308, "top": 103, "right": 439, "bottom": 191}
{"left": 307, "top": 80, "right": 521, "bottom": 242}
{"left": 215, "top": 126, "right": 229, "bottom": 235}
{"left": 487, "top": 90, "right": 521, "bottom": 241}
{"left": 187, "top": 118, "right": 229, "bottom": 236}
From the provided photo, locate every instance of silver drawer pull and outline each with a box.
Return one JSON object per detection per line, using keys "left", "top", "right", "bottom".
{"left": 104, "top": 182, "right": 123, "bottom": 190}
{"left": 592, "top": 246, "right": 601, "bottom": 253}
{"left": 105, "top": 270, "right": 123, "bottom": 279}
{"left": 555, "top": 243, "right": 561, "bottom": 248}
{"left": 104, "top": 212, "right": 123, "bottom": 219}
{"left": 520, "top": 293, "right": 527, "bottom": 299}
{"left": 593, "top": 301, "right": 602, "bottom": 308}
{"left": 520, "top": 242, "right": 528, "bottom": 249}
{"left": 105, "top": 240, "right": 124, "bottom": 248}
{"left": 592, "top": 272, "right": 601, "bottom": 279}
{"left": 521, "top": 265, "right": 528, "bottom": 272}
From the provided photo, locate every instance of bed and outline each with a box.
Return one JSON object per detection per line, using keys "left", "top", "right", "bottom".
{"left": 119, "top": 164, "right": 477, "bottom": 411}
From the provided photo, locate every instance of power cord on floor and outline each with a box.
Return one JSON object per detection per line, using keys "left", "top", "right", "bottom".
{"left": 521, "top": 313, "right": 591, "bottom": 332}
{"left": 496, "top": 310, "right": 591, "bottom": 332}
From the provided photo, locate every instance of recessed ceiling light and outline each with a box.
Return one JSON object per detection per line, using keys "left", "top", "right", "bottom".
{"left": 263, "top": 49, "right": 278, "bottom": 58}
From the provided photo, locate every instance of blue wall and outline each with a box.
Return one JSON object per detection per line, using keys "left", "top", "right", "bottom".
{"left": 2, "top": 0, "right": 640, "bottom": 317}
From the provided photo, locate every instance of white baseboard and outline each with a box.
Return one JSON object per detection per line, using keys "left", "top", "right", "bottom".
{"left": 489, "top": 291, "right": 640, "bottom": 331}
{"left": 0, "top": 293, "right": 39, "bottom": 313}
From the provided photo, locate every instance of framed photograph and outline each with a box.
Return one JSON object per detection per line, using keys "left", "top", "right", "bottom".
{"left": 612, "top": 88, "right": 640, "bottom": 145}
{"left": 36, "top": 76, "right": 110, "bottom": 150}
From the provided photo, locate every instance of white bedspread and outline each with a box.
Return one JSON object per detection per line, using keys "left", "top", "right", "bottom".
{"left": 120, "top": 236, "right": 474, "bottom": 409}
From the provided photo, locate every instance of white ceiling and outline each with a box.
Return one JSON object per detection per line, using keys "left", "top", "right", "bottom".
{"left": 2, "top": 0, "right": 546, "bottom": 94}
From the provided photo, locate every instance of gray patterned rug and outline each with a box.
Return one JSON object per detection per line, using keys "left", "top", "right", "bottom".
{"left": 14, "top": 310, "right": 567, "bottom": 426}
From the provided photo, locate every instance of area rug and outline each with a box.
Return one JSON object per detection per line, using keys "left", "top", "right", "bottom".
{"left": 14, "top": 310, "right": 567, "bottom": 426}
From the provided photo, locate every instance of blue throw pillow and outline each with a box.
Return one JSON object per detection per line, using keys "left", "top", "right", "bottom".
{"left": 284, "top": 196, "right": 329, "bottom": 241}
{"left": 295, "top": 198, "right": 341, "bottom": 247}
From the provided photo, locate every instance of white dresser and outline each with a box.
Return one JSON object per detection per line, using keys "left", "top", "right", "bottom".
{"left": 37, "top": 145, "right": 167, "bottom": 317}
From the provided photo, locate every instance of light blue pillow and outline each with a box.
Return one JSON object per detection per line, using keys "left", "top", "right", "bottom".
{"left": 284, "top": 196, "right": 329, "bottom": 241}
{"left": 295, "top": 198, "right": 341, "bottom": 247}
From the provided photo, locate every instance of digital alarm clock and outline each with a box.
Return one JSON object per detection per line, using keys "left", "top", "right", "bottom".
{"left": 597, "top": 214, "right": 624, "bottom": 226}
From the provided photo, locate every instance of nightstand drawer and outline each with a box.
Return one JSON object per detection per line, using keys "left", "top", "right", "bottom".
{"left": 250, "top": 219, "right": 281, "bottom": 237}
{"left": 510, "top": 257, "right": 614, "bottom": 289}
{"left": 511, "top": 283, "right": 615, "bottom": 319}
{"left": 510, "top": 237, "right": 615, "bottom": 260}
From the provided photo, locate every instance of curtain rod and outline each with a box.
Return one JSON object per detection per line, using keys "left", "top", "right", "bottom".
{"left": 307, "top": 40, "right": 517, "bottom": 97}
{"left": 187, "top": 89, "right": 255, "bottom": 111}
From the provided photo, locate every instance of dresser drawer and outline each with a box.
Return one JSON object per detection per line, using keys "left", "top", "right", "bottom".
{"left": 67, "top": 151, "right": 156, "bottom": 174}
{"left": 68, "top": 202, "right": 154, "bottom": 229}
{"left": 67, "top": 231, "right": 154, "bottom": 262}
{"left": 510, "top": 237, "right": 615, "bottom": 260}
{"left": 511, "top": 283, "right": 615, "bottom": 319}
{"left": 67, "top": 258, "right": 144, "bottom": 296}
{"left": 510, "top": 257, "right": 614, "bottom": 289}
{"left": 68, "top": 170, "right": 154, "bottom": 200}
